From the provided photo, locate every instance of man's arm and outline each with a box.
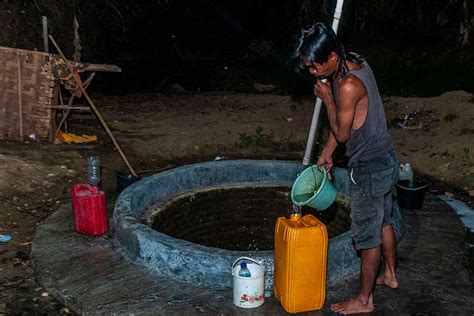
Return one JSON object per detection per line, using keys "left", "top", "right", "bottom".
{"left": 321, "top": 130, "right": 337, "bottom": 157}
{"left": 314, "top": 76, "right": 365, "bottom": 143}
{"left": 317, "top": 130, "right": 337, "bottom": 179}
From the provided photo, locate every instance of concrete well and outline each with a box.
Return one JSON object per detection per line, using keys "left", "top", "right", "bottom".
{"left": 112, "top": 160, "right": 402, "bottom": 292}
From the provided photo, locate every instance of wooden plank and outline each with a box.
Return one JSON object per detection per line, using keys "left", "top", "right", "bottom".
{"left": 48, "top": 105, "right": 90, "bottom": 111}
{"left": 81, "top": 63, "right": 121, "bottom": 73}
{"left": 17, "top": 55, "right": 23, "bottom": 141}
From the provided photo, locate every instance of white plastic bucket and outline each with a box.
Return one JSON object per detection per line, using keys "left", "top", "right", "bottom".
{"left": 232, "top": 256, "right": 265, "bottom": 308}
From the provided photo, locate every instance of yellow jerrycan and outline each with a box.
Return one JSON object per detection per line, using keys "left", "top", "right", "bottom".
{"left": 274, "top": 213, "right": 328, "bottom": 313}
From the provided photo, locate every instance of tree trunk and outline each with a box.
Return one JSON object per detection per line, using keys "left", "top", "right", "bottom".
{"left": 459, "top": 0, "right": 473, "bottom": 46}
{"left": 416, "top": 0, "right": 424, "bottom": 23}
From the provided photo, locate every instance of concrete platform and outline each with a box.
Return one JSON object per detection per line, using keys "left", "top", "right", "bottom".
{"left": 31, "top": 194, "right": 474, "bottom": 314}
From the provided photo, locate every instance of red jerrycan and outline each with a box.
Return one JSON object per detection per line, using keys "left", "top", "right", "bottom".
{"left": 71, "top": 183, "right": 108, "bottom": 236}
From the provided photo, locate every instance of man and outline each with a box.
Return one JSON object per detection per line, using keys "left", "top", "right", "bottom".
{"left": 294, "top": 23, "right": 400, "bottom": 314}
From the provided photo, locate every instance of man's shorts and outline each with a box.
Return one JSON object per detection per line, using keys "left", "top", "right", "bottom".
{"left": 349, "top": 151, "right": 399, "bottom": 250}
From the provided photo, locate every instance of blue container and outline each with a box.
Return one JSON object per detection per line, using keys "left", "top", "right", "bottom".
{"left": 291, "top": 165, "right": 336, "bottom": 211}
{"left": 396, "top": 180, "right": 427, "bottom": 209}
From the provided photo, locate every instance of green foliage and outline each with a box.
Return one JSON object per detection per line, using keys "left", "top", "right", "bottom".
{"left": 237, "top": 127, "right": 274, "bottom": 149}
{"left": 468, "top": 173, "right": 474, "bottom": 186}
{"left": 237, "top": 133, "right": 253, "bottom": 149}
{"left": 254, "top": 126, "right": 273, "bottom": 147}
{"left": 462, "top": 147, "right": 473, "bottom": 168}
{"left": 443, "top": 113, "right": 459, "bottom": 122}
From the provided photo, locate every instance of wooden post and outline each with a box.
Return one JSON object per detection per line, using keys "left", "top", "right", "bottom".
{"left": 73, "top": 15, "right": 81, "bottom": 62}
{"left": 49, "top": 35, "right": 138, "bottom": 177}
{"left": 42, "top": 16, "right": 49, "bottom": 52}
{"left": 48, "top": 85, "right": 60, "bottom": 142}
{"left": 53, "top": 94, "right": 75, "bottom": 142}
{"left": 17, "top": 55, "right": 24, "bottom": 141}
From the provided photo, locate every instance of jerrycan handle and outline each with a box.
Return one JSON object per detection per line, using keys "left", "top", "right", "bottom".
{"left": 232, "top": 256, "right": 264, "bottom": 274}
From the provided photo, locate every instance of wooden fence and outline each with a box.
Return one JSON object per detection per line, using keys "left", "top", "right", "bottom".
{"left": 0, "top": 46, "right": 54, "bottom": 141}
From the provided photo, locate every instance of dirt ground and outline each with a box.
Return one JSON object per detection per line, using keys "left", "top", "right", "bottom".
{"left": 0, "top": 90, "right": 473, "bottom": 314}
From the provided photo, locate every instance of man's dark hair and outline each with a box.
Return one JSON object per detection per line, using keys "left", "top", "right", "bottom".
{"left": 293, "top": 22, "right": 362, "bottom": 76}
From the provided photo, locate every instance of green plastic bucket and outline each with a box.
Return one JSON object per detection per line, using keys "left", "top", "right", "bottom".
{"left": 291, "top": 165, "right": 337, "bottom": 211}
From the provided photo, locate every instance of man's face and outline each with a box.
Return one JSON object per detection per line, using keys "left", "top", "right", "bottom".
{"left": 304, "top": 52, "right": 338, "bottom": 79}
{"left": 305, "top": 61, "right": 327, "bottom": 78}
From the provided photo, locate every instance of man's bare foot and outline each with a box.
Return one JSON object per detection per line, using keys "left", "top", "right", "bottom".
{"left": 331, "top": 297, "right": 374, "bottom": 314}
{"left": 376, "top": 275, "right": 399, "bottom": 289}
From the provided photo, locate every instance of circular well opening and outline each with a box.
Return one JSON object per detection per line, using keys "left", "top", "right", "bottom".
{"left": 147, "top": 185, "right": 351, "bottom": 251}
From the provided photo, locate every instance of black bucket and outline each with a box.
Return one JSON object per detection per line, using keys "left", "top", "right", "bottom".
{"left": 116, "top": 171, "right": 142, "bottom": 193}
{"left": 396, "top": 180, "right": 428, "bottom": 209}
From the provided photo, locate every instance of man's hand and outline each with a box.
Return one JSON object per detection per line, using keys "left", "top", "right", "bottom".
{"left": 313, "top": 80, "right": 333, "bottom": 105}
{"left": 317, "top": 153, "right": 333, "bottom": 180}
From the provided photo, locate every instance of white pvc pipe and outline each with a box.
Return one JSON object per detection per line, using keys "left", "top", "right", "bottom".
{"left": 302, "top": 0, "right": 345, "bottom": 165}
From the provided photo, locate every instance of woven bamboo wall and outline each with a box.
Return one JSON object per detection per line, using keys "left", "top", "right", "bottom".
{"left": 0, "top": 46, "right": 54, "bottom": 141}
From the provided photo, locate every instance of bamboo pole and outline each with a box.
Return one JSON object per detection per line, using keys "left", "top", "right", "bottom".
{"left": 302, "top": 0, "right": 345, "bottom": 165}
{"left": 48, "top": 35, "right": 138, "bottom": 177}
{"left": 17, "top": 55, "right": 24, "bottom": 141}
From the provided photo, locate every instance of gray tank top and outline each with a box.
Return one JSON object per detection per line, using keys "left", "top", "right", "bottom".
{"left": 335, "top": 56, "right": 394, "bottom": 167}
